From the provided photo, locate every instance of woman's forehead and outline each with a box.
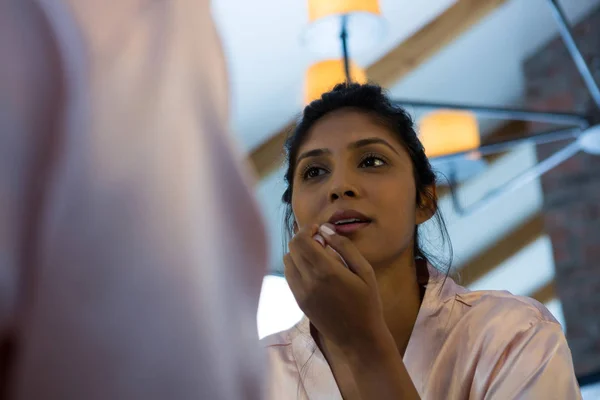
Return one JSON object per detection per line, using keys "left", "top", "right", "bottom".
{"left": 300, "top": 110, "right": 400, "bottom": 151}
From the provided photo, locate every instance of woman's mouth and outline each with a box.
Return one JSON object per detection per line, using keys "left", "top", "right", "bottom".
{"left": 328, "top": 209, "right": 373, "bottom": 235}
{"left": 333, "top": 219, "right": 371, "bottom": 234}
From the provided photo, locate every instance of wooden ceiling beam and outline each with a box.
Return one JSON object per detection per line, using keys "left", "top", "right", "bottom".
{"left": 249, "top": 124, "right": 291, "bottom": 181}
{"left": 366, "top": 0, "right": 509, "bottom": 88}
{"left": 530, "top": 280, "right": 556, "bottom": 305}
{"left": 457, "top": 213, "right": 545, "bottom": 287}
{"left": 248, "top": 0, "right": 509, "bottom": 180}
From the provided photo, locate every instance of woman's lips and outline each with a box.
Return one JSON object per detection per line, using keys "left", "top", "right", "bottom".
{"left": 334, "top": 221, "right": 371, "bottom": 235}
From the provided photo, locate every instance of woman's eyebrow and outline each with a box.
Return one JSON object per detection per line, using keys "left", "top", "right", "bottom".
{"left": 349, "top": 137, "right": 399, "bottom": 155}
{"left": 296, "top": 137, "right": 398, "bottom": 165}
{"left": 296, "top": 148, "right": 331, "bottom": 165}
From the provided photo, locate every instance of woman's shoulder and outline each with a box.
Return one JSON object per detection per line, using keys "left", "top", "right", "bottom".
{"left": 261, "top": 328, "right": 294, "bottom": 349}
{"left": 425, "top": 282, "right": 572, "bottom": 378}
{"left": 260, "top": 329, "right": 295, "bottom": 373}
{"left": 435, "top": 282, "right": 566, "bottom": 356}
{"left": 423, "top": 282, "right": 579, "bottom": 398}
{"left": 261, "top": 316, "right": 309, "bottom": 346}
{"left": 434, "top": 272, "right": 560, "bottom": 329}
{"left": 259, "top": 320, "right": 314, "bottom": 398}
{"left": 455, "top": 287, "right": 560, "bottom": 327}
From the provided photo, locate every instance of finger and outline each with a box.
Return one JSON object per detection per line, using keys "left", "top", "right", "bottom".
{"left": 283, "top": 253, "right": 309, "bottom": 307}
{"left": 290, "top": 224, "right": 319, "bottom": 241}
{"left": 283, "top": 253, "right": 305, "bottom": 294}
{"left": 313, "top": 233, "right": 325, "bottom": 247}
{"left": 318, "top": 223, "right": 373, "bottom": 280}
{"left": 288, "top": 224, "right": 320, "bottom": 255}
{"left": 289, "top": 228, "right": 348, "bottom": 279}
{"left": 288, "top": 226, "right": 327, "bottom": 274}
{"left": 294, "top": 224, "right": 325, "bottom": 249}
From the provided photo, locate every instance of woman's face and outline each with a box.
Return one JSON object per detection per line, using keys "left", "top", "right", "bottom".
{"left": 291, "top": 109, "right": 431, "bottom": 267}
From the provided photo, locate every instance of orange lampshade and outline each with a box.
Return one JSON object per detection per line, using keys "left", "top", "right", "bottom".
{"left": 304, "top": 59, "right": 367, "bottom": 104}
{"left": 418, "top": 111, "right": 481, "bottom": 158}
{"left": 308, "top": 0, "right": 381, "bottom": 22}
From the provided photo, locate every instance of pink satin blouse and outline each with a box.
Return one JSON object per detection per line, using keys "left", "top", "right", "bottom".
{"left": 263, "top": 269, "right": 581, "bottom": 399}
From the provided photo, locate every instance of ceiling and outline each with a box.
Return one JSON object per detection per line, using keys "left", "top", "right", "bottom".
{"left": 211, "top": 0, "right": 599, "bottom": 337}
{"left": 213, "top": 0, "right": 598, "bottom": 152}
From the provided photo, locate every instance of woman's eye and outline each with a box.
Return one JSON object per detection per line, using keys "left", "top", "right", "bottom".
{"left": 303, "top": 166, "right": 327, "bottom": 180}
{"left": 359, "top": 156, "right": 386, "bottom": 168}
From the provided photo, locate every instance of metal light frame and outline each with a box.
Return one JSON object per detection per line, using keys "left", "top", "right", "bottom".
{"left": 338, "top": 0, "right": 599, "bottom": 216}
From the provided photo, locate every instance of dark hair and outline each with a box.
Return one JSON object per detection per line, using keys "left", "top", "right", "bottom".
{"left": 281, "top": 82, "right": 452, "bottom": 274}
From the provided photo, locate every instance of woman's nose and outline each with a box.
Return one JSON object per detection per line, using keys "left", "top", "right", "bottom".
{"left": 329, "top": 185, "right": 358, "bottom": 202}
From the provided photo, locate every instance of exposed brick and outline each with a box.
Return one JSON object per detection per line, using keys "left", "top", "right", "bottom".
{"left": 524, "top": 5, "right": 600, "bottom": 377}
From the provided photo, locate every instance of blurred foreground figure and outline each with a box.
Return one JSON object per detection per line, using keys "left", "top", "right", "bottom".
{"left": 0, "top": 0, "right": 267, "bottom": 398}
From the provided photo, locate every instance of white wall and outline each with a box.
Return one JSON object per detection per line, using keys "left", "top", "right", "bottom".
{"left": 582, "top": 381, "right": 600, "bottom": 400}
{"left": 467, "top": 235, "right": 555, "bottom": 296}
{"left": 257, "top": 275, "right": 302, "bottom": 339}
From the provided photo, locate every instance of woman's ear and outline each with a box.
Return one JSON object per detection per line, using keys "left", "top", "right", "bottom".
{"left": 416, "top": 185, "right": 437, "bottom": 225}
{"left": 293, "top": 221, "right": 299, "bottom": 234}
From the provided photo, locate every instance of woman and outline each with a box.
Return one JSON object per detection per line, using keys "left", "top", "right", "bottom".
{"left": 263, "top": 83, "right": 581, "bottom": 399}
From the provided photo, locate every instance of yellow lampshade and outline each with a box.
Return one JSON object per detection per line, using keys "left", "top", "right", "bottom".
{"left": 303, "top": 0, "right": 385, "bottom": 57}
{"left": 308, "top": 0, "right": 381, "bottom": 22}
{"left": 304, "top": 59, "right": 368, "bottom": 104}
{"left": 418, "top": 111, "right": 480, "bottom": 158}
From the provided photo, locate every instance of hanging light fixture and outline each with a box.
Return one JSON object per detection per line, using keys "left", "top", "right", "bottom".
{"left": 300, "top": 0, "right": 385, "bottom": 105}
{"left": 418, "top": 110, "right": 481, "bottom": 158}
{"left": 302, "top": 0, "right": 386, "bottom": 58}
{"left": 417, "top": 110, "right": 486, "bottom": 183}
{"left": 578, "top": 125, "right": 600, "bottom": 155}
{"left": 304, "top": 59, "right": 367, "bottom": 104}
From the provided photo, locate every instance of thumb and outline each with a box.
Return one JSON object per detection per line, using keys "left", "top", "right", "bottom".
{"left": 318, "top": 223, "right": 373, "bottom": 280}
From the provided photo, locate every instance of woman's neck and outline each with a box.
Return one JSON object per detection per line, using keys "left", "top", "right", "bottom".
{"left": 313, "top": 251, "right": 425, "bottom": 360}
{"left": 372, "top": 252, "right": 424, "bottom": 357}
{"left": 309, "top": 252, "right": 427, "bottom": 399}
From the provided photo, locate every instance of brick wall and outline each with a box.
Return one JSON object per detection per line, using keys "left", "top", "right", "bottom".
{"left": 523, "top": 6, "right": 600, "bottom": 378}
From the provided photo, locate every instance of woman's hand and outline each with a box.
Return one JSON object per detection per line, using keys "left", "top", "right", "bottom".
{"left": 284, "top": 223, "right": 390, "bottom": 352}
{"left": 285, "top": 223, "right": 421, "bottom": 399}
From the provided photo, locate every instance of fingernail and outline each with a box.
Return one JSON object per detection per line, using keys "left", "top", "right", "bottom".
{"left": 313, "top": 234, "right": 325, "bottom": 247}
{"left": 319, "top": 223, "right": 335, "bottom": 237}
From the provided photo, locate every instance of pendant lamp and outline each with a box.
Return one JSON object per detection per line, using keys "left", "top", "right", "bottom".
{"left": 302, "top": 0, "right": 386, "bottom": 58}
{"left": 418, "top": 110, "right": 481, "bottom": 158}
{"left": 304, "top": 59, "right": 367, "bottom": 104}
